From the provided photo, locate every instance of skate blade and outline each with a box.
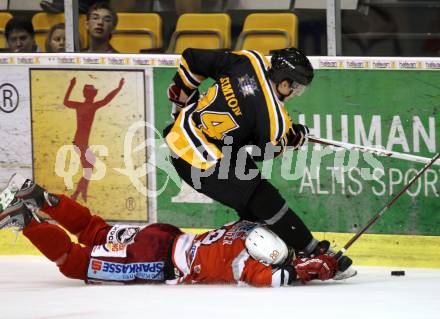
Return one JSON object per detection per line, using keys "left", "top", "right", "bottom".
{"left": 0, "top": 174, "right": 27, "bottom": 212}
{"left": 333, "top": 267, "right": 357, "bottom": 280}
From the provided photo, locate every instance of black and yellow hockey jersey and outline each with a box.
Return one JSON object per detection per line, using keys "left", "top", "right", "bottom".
{"left": 165, "top": 48, "right": 292, "bottom": 169}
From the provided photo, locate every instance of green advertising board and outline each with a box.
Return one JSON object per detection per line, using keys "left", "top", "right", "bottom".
{"left": 154, "top": 68, "right": 440, "bottom": 236}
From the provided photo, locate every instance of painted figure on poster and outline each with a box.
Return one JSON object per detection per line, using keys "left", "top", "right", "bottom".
{"left": 63, "top": 77, "right": 125, "bottom": 202}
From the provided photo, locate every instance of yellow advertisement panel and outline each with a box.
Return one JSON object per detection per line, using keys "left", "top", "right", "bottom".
{"left": 30, "top": 69, "right": 148, "bottom": 222}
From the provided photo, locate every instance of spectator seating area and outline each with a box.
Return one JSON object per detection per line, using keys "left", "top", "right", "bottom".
{"left": 111, "top": 13, "right": 162, "bottom": 53}
{"left": 167, "top": 13, "right": 231, "bottom": 54}
{"left": 0, "top": 10, "right": 299, "bottom": 54}
{"left": 235, "top": 13, "right": 298, "bottom": 55}
{"left": 31, "top": 12, "right": 87, "bottom": 50}
{"left": 0, "top": 11, "right": 12, "bottom": 48}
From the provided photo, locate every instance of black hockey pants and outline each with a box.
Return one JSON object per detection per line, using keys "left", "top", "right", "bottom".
{"left": 169, "top": 148, "right": 315, "bottom": 252}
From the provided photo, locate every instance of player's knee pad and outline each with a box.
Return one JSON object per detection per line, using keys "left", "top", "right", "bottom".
{"left": 58, "top": 244, "right": 90, "bottom": 280}
{"left": 246, "top": 179, "right": 287, "bottom": 224}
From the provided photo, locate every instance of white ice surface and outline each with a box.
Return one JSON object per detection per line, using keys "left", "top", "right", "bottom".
{"left": 1, "top": 256, "right": 439, "bottom": 319}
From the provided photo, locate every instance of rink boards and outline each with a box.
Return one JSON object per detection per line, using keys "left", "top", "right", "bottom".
{"left": 0, "top": 53, "right": 439, "bottom": 267}
{"left": 1, "top": 227, "right": 440, "bottom": 268}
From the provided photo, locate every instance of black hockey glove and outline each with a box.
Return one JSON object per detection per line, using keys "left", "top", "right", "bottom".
{"left": 167, "top": 83, "right": 199, "bottom": 119}
{"left": 167, "top": 82, "right": 185, "bottom": 108}
{"left": 279, "top": 123, "right": 310, "bottom": 150}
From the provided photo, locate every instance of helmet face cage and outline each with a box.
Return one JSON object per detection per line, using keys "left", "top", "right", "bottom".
{"left": 268, "top": 47, "right": 314, "bottom": 86}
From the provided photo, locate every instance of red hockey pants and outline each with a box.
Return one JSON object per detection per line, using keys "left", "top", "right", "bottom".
{"left": 23, "top": 195, "right": 111, "bottom": 280}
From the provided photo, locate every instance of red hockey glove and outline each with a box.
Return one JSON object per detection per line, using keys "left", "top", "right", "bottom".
{"left": 293, "top": 255, "right": 338, "bottom": 283}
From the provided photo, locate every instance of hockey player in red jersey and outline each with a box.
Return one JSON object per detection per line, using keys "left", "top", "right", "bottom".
{"left": 0, "top": 179, "right": 338, "bottom": 287}
{"left": 164, "top": 47, "right": 354, "bottom": 275}
{"left": 169, "top": 220, "right": 337, "bottom": 286}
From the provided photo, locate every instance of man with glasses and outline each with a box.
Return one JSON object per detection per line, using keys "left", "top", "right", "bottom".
{"left": 164, "top": 47, "right": 355, "bottom": 278}
{"left": 83, "top": 2, "right": 118, "bottom": 53}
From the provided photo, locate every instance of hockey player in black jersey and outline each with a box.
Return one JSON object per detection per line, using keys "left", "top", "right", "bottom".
{"left": 164, "top": 47, "right": 354, "bottom": 276}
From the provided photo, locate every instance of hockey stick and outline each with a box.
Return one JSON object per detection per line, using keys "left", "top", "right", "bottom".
{"left": 334, "top": 152, "right": 440, "bottom": 261}
{"left": 309, "top": 136, "right": 440, "bottom": 166}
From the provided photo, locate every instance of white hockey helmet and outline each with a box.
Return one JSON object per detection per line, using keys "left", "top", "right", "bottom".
{"left": 245, "top": 226, "right": 289, "bottom": 265}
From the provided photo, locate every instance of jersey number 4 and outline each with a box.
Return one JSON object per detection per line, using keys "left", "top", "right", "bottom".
{"left": 200, "top": 112, "right": 238, "bottom": 140}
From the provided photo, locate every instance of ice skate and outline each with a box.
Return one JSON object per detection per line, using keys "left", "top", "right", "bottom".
{"left": 15, "top": 179, "right": 60, "bottom": 211}
{"left": 0, "top": 173, "right": 28, "bottom": 213}
{"left": 298, "top": 239, "right": 332, "bottom": 258}
{"left": 332, "top": 263, "right": 357, "bottom": 280}
{"left": 325, "top": 247, "right": 357, "bottom": 280}
{"left": 0, "top": 198, "right": 38, "bottom": 231}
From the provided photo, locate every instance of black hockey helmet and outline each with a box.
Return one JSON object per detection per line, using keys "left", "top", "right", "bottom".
{"left": 268, "top": 47, "right": 314, "bottom": 86}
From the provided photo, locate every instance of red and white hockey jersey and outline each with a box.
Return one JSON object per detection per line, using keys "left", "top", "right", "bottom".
{"left": 169, "top": 220, "right": 289, "bottom": 287}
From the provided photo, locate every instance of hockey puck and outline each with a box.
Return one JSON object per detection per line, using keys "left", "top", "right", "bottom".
{"left": 391, "top": 270, "right": 405, "bottom": 276}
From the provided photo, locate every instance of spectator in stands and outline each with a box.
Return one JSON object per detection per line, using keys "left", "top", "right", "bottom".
{"left": 45, "top": 23, "right": 65, "bottom": 53}
{"left": 5, "top": 18, "right": 39, "bottom": 53}
{"left": 83, "top": 2, "right": 118, "bottom": 53}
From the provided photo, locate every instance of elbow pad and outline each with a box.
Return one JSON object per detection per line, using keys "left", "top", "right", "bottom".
{"left": 272, "top": 265, "right": 297, "bottom": 287}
